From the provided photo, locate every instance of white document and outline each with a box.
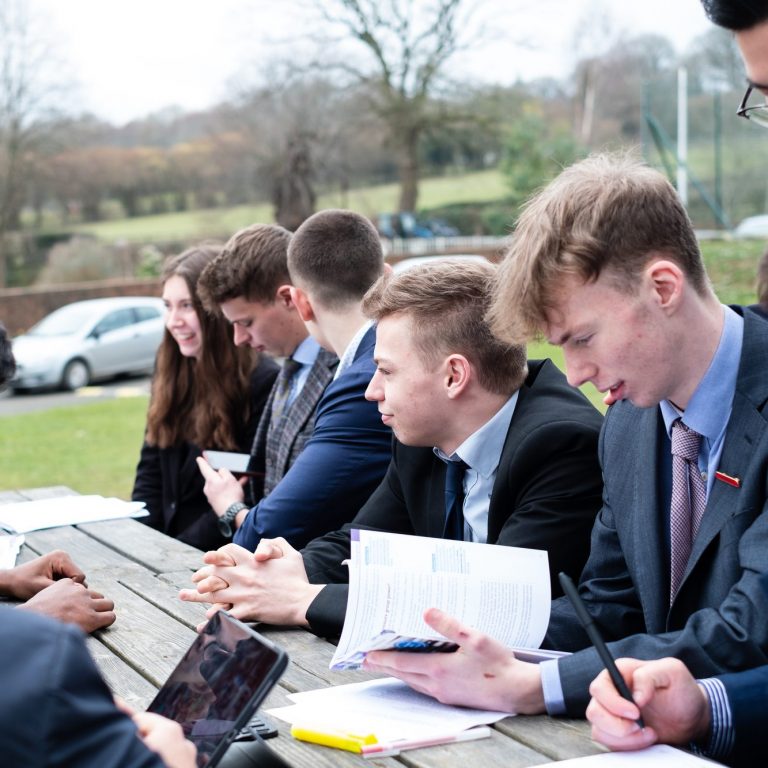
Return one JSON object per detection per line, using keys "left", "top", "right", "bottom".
{"left": 534, "top": 744, "right": 719, "bottom": 766}
{"left": 330, "top": 529, "right": 552, "bottom": 669}
{"left": 0, "top": 496, "right": 148, "bottom": 533}
{"left": 267, "top": 677, "right": 510, "bottom": 742}
{"left": 0, "top": 534, "right": 25, "bottom": 568}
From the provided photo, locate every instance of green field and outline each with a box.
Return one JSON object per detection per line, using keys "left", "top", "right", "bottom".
{"left": 67, "top": 169, "right": 508, "bottom": 243}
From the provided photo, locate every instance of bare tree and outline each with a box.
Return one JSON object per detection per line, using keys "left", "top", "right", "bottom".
{"left": 305, "top": 0, "right": 480, "bottom": 212}
{"left": 0, "top": 0, "right": 69, "bottom": 286}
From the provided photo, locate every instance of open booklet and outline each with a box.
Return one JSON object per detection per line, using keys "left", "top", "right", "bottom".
{"left": 330, "top": 529, "right": 567, "bottom": 670}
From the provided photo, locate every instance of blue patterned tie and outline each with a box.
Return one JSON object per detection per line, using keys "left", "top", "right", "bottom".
{"left": 443, "top": 459, "right": 468, "bottom": 541}
{"left": 669, "top": 419, "right": 707, "bottom": 602}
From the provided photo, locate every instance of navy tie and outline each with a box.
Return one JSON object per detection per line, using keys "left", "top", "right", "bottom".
{"left": 443, "top": 459, "right": 468, "bottom": 541}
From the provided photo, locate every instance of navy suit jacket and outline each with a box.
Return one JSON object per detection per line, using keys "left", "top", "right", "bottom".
{"left": 234, "top": 326, "right": 392, "bottom": 551}
{"left": 717, "top": 665, "right": 768, "bottom": 767}
{"left": 303, "top": 359, "right": 604, "bottom": 638}
{"left": 545, "top": 308, "right": 768, "bottom": 715}
{"left": 0, "top": 610, "right": 163, "bottom": 768}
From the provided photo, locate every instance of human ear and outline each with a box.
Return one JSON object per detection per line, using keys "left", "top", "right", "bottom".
{"left": 289, "top": 285, "right": 315, "bottom": 323}
{"left": 646, "top": 259, "right": 684, "bottom": 312}
{"left": 444, "top": 355, "right": 471, "bottom": 399}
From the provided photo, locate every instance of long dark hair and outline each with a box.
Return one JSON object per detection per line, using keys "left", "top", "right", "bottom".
{"left": 146, "top": 245, "right": 256, "bottom": 449}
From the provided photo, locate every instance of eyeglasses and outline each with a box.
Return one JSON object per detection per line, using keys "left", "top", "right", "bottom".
{"left": 737, "top": 81, "right": 768, "bottom": 128}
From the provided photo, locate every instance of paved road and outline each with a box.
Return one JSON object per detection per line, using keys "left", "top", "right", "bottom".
{"left": 0, "top": 375, "right": 151, "bottom": 417}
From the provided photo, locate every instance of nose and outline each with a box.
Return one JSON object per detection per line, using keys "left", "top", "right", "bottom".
{"left": 166, "top": 306, "right": 183, "bottom": 327}
{"left": 365, "top": 370, "right": 383, "bottom": 402}
{"left": 563, "top": 350, "right": 596, "bottom": 389}
{"left": 232, "top": 324, "right": 249, "bottom": 347}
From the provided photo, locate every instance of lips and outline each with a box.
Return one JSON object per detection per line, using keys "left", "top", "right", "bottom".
{"left": 602, "top": 381, "right": 626, "bottom": 406}
{"left": 380, "top": 413, "right": 393, "bottom": 426}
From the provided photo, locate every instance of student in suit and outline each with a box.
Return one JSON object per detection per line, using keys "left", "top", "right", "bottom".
{"left": 132, "top": 245, "right": 279, "bottom": 551}
{"left": 194, "top": 211, "right": 392, "bottom": 551}
{"left": 0, "top": 322, "right": 115, "bottom": 634}
{"left": 194, "top": 224, "right": 339, "bottom": 544}
{"left": 180, "top": 260, "right": 603, "bottom": 635}
{"left": 0, "top": 609, "right": 196, "bottom": 768}
{"left": 582, "top": 6, "right": 768, "bottom": 767}
{"left": 362, "top": 154, "right": 768, "bottom": 719}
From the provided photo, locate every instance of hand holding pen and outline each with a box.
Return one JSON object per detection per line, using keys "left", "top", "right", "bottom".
{"left": 558, "top": 572, "right": 644, "bottom": 729}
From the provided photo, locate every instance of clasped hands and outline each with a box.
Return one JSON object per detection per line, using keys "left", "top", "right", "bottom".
{"left": 179, "top": 538, "right": 323, "bottom": 630}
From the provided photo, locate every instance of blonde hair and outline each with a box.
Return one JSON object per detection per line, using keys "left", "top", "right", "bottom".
{"left": 363, "top": 260, "right": 528, "bottom": 395}
{"left": 488, "top": 152, "right": 711, "bottom": 344}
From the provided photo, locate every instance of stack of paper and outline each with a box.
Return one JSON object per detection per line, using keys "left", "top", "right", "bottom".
{"left": 268, "top": 677, "right": 509, "bottom": 745}
{"left": 0, "top": 496, "right": 148, "bottom": 534}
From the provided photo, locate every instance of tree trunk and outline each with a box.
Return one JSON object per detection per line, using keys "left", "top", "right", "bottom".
{"left": 397, "top": 128, "right": 420, "bottom": 212}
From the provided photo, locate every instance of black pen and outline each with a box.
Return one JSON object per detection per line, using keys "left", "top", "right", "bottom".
{"left": 558, "top": 572, "right": 645, "bottom": 729}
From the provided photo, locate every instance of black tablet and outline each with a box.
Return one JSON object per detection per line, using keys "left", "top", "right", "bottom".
{"left": 147, "top": 611, "right": 288, "bottom": 767}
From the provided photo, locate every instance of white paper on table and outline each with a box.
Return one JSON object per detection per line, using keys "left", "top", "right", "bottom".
{"left": 0, "top": 534, "right": 25, "bottom": 568}
{"left": 267, "top": 677, "right": 510, "bottom": 742}
{"left": 0, "top": 496, "right": 148, "bottom": 533}
{"left": 332, "top": 529, "right": 551, "bottom": 669}
{"left": 533, "top": 744, "right": 719, "bottom": 767}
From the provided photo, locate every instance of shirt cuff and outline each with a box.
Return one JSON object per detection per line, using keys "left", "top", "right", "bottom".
{"left": 693, "top": 678, "right": 734, "bottom": 762}
{"left": 540, "top": 658, "right": 567, "bottom": 716}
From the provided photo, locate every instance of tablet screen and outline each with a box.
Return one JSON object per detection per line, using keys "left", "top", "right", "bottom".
{"left": 147, "top": 611, "right": 287, "bottom": 767}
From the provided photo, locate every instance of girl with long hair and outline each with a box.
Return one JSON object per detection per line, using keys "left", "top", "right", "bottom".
{"left": 132, "top": 245, "right": 278, "bottom": 550}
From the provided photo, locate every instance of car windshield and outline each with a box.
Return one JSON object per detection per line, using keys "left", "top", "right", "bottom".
{"left": 28, "top": 304, "right": 97, "bottom": 337}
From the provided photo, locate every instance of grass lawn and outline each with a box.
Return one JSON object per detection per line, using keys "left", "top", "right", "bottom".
{"left": 0, "top": 396, "right": 148, "bottom": 500}
{"left": 67, "top": 169, "right": 506, "bottom": 243}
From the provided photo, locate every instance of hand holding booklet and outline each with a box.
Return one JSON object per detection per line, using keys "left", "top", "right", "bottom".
{"left": 330, "top": 529, "right": 567, "bottom": 670}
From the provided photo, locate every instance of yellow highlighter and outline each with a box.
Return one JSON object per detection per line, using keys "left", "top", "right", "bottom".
{"left": 290, "top": 724, "right": 378, "bottom": 752}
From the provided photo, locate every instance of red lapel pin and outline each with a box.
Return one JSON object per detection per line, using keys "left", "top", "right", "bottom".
{"left": 715, "top": 471, "right": 740, "bottom": 488}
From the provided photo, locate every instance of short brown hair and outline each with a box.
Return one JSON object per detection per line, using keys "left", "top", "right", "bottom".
{"left": 757, "top": 247, "right": 768, "bottom": 311}
{"left": 488, "top": 152, "right": 711, "bottom": 344}
{"left": 363, "top": 260, "right": 528, "bottom": 396}
{"left": 287, "top": 209, "right": 384, "bottom": 309}
{"left": 198, "top": 223, "right": 292, "bottom": 310}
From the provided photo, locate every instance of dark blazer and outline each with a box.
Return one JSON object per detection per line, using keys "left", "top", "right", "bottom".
{"left": 0, "top": 610, "right": 164, "bottom": 767}
{"left": 303, "top": 358, "right": 604, "bottom": 638}
{"left": 717, "top": 665, "right": 768, "bottom": 767}
{"left": 234, "top": 326, "right": 393, "bottom": 551}
{"left": 546, "top": 308, "right": 768, "bottom": 716}
{"left": 132, "top": 356, "right": 279, "bottom": 551}
{"left": 250, "top": 346, "right": 338, "bottom": 497}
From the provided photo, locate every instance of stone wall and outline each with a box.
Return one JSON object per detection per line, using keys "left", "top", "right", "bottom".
{"left": 0, "top": 278, "right": 162, "bottom": 336}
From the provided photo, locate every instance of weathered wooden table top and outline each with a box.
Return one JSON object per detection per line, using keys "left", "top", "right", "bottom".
{"left": 1, "top": 486, "right": 607, "bottom": 768}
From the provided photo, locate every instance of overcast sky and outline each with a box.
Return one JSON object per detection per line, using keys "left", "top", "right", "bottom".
{"left": 32, "top": 0, "right": 717, "bottom": 125}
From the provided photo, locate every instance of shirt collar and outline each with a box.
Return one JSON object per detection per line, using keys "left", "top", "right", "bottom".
{"left": 291, "top": 335, "right": 322, "bottom": 367}
{"left": 659, "top": 304, "right": 743, "bottom": 442}
{"left": 433, "top": 391, "right": 519, "bottom": 476}
{"left": 334, "top": 320, "right": 373, "bottom": 379}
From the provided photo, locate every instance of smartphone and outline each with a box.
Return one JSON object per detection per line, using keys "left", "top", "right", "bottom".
{"left": 203, "top": 450, "right": 263, "bottom": 478}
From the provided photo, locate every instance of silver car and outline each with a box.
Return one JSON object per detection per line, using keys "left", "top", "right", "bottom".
{"left": 11, "top": 296, "right": 165, "bottom": 392}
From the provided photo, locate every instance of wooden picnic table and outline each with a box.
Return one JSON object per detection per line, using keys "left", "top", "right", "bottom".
{"left": 0, "top": 485, "right": 607, "bottom": 768}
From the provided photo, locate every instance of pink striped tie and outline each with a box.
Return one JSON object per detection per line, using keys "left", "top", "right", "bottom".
{"left": 669, "top": 419, "right": 707, "bottom": 602}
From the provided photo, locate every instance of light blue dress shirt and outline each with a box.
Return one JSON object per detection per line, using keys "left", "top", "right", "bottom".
{"left": 433, "top": 392, "right": 518, "bottom": 543}
{"left": 286, "top": 335, "right": 322, "bottom": 407}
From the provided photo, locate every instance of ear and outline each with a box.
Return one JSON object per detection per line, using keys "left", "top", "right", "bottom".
{"left": 275, "top": 284, "right": 294, "bottom": 308}
{"left": 289, "top": 285, "right": 315, "bottom": 323}
{"left": 645, "top": 258, "right": 684, "bottom": 312}
{"left": 444, "top": 354, "right": 472, "bottom": 399}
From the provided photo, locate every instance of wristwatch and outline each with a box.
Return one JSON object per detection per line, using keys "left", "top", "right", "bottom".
{"left": 218, "top": 501, "right": 248, "bottom": 538}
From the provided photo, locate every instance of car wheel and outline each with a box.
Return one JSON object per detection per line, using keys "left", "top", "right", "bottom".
{"left": 61, "top": 359, "right": 90, "bottom": 391}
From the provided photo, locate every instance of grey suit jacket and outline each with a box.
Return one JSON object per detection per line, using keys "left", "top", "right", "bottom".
{"left": 250, "top": 346, "right": 338, "bottom": 496}
{"left": 544, "top": 308, "right": 768, "bottom": 716}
